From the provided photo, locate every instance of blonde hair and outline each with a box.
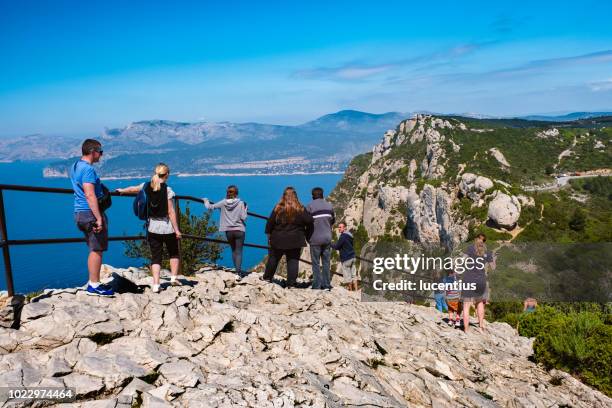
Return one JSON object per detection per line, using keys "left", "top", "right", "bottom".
{"left": 150, "top": 163, "right": 170, "bottom": 192}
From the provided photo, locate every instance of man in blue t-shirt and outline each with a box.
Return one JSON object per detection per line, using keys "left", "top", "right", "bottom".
{"left": 70, "top": 139, "right": 113, "bottom": 296}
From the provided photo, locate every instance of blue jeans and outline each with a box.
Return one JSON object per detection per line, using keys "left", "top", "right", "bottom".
{"left": 310, "top": 244, "right": 331, "bottom": 289}
{"left": 434, "top": 293, "right": 448, "bottom": 312}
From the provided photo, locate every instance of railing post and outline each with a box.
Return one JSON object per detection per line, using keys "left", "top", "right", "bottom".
{"left": 175, "top": 198, "right": 182, "bottom": 273}
{"left": 0, "top": 189, "right": 15, "bottom": 297}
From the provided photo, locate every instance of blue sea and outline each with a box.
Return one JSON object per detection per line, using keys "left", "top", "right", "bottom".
{"left": 0, "top": 161, "right": 341, "bottom": 293}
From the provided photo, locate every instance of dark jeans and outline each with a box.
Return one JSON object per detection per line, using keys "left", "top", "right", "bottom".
{"left": 225, "top": 230, "right": 245, "bottom": 276}
{"left": 263, "top": 247, "right": 302, "bottom": 286}
{"left": 310, "top": 244, "right": 331, "bottom": 289}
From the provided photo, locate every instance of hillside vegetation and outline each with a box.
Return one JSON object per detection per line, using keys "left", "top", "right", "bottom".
{"left": 328, "top": 114, "right": 611, "bottom": 396}
{"left": 330, "top": 114, "right": 610, "bottom": 246}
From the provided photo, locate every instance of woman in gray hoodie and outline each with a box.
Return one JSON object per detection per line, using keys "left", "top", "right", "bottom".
{"left": 203, "top": 185, "right": 248, "bottom": 279}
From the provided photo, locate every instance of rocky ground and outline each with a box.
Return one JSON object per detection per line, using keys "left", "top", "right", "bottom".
{"left": 1, "top": 266, "right": 610, "bottom": 408}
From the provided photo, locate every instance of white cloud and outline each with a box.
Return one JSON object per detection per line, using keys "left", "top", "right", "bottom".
{"left": 588, "top": 78, "right": 612, "bottom": 92}
{"left": 334, "top": 66, "right": 391, "bottom": 80}
{"left": 294, "top": 63, "right": 393, "bottom": 81}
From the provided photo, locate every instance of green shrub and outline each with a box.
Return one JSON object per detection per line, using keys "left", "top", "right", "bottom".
{"left": 533, "top": 312, "right": 611, "bottom": 396}
{"left": 581, "top": 324, "right": 612, "bottom": 394}
{"left": 490, "top": 300, "right": 612, "bottom": 396}
{"left": 516, "top": 306, "right": 564, "bottom": 338}
{"left": 492, "top": 304, "right": 612, "bottom": 397}
{"left": 352, "top": 223, "right": 369, "bottom": 259}
{"left": 517, "top": 201, "right": 539, "bottom": 226}
{"left": 569, "top": 208, "right": 587, "bottom": 232}
{"left": 486, "top": 301, "right": 523, "bottom": 322}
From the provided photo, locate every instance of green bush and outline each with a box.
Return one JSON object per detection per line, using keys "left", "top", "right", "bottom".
{"left": 487, "top": 301, "right": 522, "bottom": 320}
{"left": 516, "top": 306, "right": 564, "bottom": 338}
{"left": 352, "top": 223, "right": 368, "bottom": 251}
{"left": 125, "top": 204, "right": 222, "bottom": 274}
{"left": 581, "top": 324, "right": 612, "bottom": 393}
{"left": 533, "top": 312, "right": 611, "bottom": 396}
{"left": 569, "top": 208, "right": 587, "bottom": 232}
{"left": 487, "top": 301, "right": 523, "bottom": 327}
{"left": 517, "top": 201, "right": 539, "bottom": 226}
{"left": 493, "top": 304, "right": 612, "bottom": 397}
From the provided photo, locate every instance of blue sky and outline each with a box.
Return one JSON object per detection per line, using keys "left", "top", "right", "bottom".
{"left": 1, "top": 0, "right": 611, "bottom": 137}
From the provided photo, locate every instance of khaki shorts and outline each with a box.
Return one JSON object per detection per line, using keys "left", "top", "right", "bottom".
{"left": 341, "top": 258, "right": 357, "bottom": 283}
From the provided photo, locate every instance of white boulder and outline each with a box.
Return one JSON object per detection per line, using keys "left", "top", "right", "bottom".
{"left": 488, "top": 193, "right": 521, "bottom": 229}
{"left": 474, "top": 176, "right": 494, "bottom": 192}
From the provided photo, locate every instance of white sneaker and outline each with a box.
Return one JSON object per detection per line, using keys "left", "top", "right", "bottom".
{"left": 152, "top": 284, "right": 160, "bottom": 293}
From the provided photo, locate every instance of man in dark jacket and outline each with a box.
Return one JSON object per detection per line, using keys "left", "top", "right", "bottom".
{"left": 332, "top": 222, "right": 358, "bottom": 291}
{"left": 306, "top": 187, "right": 335, "bottom": 290}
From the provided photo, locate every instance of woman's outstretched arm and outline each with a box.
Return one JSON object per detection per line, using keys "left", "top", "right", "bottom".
{"left": 116, "top": 184, "right": 143, "bottom": 194}
{"left": 202, "top": 198, "right": 224, "bottom": 210}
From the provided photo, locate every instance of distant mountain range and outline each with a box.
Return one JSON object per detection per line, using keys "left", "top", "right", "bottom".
{"left": 519, "top": 112, "right": 612, "bottom": 122}
{"left": 0, "top": 110, "right": 609, "bottom": 177}
{"left": 37, "top": 110, "right": 406, "bottom": 177}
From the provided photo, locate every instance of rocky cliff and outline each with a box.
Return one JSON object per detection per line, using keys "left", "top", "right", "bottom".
{"left": 330, "top": 115, "right": 476, "bottom": 250}
{"left": 1, "top": 266, "right": 610, "bottom": 407}
{"left": 329, "top": 114, "right": 611, "bottom": 250}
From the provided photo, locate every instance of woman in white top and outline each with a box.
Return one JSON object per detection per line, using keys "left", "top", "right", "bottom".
{"left": 117, "top": 163, "right": 182, "bottom": 293}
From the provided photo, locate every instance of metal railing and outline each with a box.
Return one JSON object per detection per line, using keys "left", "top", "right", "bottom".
{"left": 0, "top": 183, "right": 433, "bottom": 300}
{"left": 0, "top": 183, "right": 281, "bottom": 296}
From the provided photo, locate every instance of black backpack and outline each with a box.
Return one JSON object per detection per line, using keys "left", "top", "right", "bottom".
{"left": 145, "top": 183, "right": 168, "bottom": 218}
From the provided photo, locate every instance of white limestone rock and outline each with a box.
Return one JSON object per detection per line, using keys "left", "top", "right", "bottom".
{"left": 488, "top": 192, "right": 522, "bottom": 229}
{"left": 474, "top": 176, "right": 494, "bottom": 192}
{"left": 537, "top": 128, "right": 560, "bottom": 138}
{"left": 489, "top": 147, "right": 511, "bottom": 168}
{"left": 406, "top": 185, "right": 467, "bottom": 249}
